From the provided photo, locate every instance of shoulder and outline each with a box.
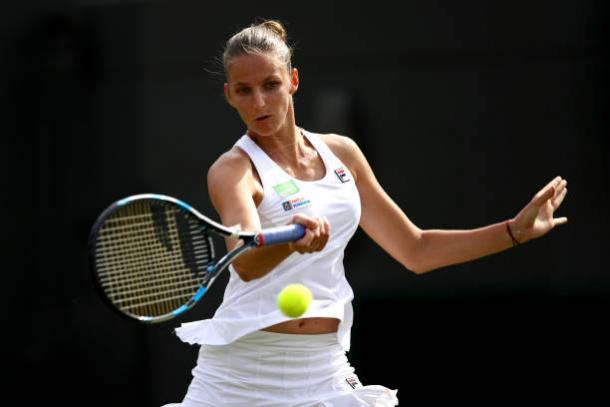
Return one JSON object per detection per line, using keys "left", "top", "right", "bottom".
{"left": 206, "top": 146, "right": 264, "bottom": 230}
{"left": 316, "top": 133, "right": 365, "bottom": 182}
{"left": 317, "top": 132, "right": 359, "bottom": 154}
{"left": 207, "top": 146, "right": 255, "bottom": 189}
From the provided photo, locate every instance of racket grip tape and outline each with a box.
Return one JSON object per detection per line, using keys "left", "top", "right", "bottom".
{"left": 256, "top": 224, "right": 306, "bottom": 246}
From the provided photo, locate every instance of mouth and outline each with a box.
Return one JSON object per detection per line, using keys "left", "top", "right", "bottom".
{"left": 255, "top": 115, "right": 271, "bottom": 122}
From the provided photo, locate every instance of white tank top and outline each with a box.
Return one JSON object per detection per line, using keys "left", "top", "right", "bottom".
{"left": 175, "top": 129, "right": 361, "bottom": 351}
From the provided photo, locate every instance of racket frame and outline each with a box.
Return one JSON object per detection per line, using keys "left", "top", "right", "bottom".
{"left": 89, "top": 194, "right": 303, "bottom": 323}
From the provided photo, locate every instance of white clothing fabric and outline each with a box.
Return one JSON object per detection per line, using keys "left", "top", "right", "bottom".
{"left": 175, "top": 130, "right": 361, "bottom": 351}
{"left": 162, "top": 330, "right": 398, "bottom": 407}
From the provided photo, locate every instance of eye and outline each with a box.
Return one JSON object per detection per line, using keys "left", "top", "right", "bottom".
{"left": 235, "top": 87, "right": 250, "bottom": 95}
{"left": 264, "top": 81, "right": 281, "bottom": 90}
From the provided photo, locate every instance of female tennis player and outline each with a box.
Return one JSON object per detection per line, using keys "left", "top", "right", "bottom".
{"left": 164, "top": 19, "right": 568, "bottom": 406}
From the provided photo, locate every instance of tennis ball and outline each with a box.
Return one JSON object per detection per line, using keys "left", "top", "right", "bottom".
{"left": 277, "top": 283, "right": 312, "bottom": 318}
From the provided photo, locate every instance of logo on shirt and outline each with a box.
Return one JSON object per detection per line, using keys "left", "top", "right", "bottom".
{"left": 273, "top": 179, "right": 300, "bottom": 198}
{"left": 334, "top": 167, "right": 350, "bottom": 183}
{"left": 345, "top": 375, "right": 362, "bottom": 389}
{"left": 281, "top": 196, "right": 311, "bottom": 212}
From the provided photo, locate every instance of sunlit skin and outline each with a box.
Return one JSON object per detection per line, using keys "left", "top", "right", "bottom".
{"left": 224, "top": 53, "right": 299, "bottom": 143}
{"left": 209, "top": 52, "right": 569, "bottom": 335}
{"left": 223, "top": 54, "right": 329, "bottom": 187}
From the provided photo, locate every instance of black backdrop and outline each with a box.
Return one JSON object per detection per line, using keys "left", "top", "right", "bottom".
{"left": 2, "top": 0, "right": 608, "bottom": 405}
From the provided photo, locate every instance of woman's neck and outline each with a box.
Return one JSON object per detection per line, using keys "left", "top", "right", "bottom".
{"left": 248, "top": 124, "right": 309, "bottom": 166}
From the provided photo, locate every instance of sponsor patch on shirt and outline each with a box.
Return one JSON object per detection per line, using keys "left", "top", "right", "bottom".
{"left": 345, "top": 375, "right": 362, "bottom": 389}
{"left": 273, "top": 179, "right": 300, "bottom": 198}
{"left": 281, "top": 196, "right": 311, "bottom": 212}
{"left": 334, "top": 167, "right": 350, "bottom": 183}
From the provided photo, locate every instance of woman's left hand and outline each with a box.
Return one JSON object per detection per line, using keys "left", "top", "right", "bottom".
{"left": 509, "top": 176, "right": 568, "bottom": 244}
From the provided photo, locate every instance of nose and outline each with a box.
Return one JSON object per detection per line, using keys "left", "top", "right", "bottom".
{"left": 252, "top": 89, "right": 266, "bottom": 109}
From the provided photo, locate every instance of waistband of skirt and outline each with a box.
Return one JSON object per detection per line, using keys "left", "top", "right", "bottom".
{"left": 229, "top": 329, "right": 340, "bottom": 352}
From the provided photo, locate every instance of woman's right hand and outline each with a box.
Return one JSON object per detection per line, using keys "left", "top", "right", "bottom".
{"left": 288, "top": 214, "right": 330, "bottom": 254}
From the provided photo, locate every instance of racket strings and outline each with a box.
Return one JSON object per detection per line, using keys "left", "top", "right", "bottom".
{"left": 94, "top": 212, "right": 209, "bottom": 256}
{"left": 99, "top": 203, "right": 206, "bottom": 316}
{"left": 99, "top": 269, "right": 204, "bottom": 299}
{"left": 94, "top": 200, "right": 213, "bottom": 318}
{"left": 95, "top": 236, "right": 209, "bottom": 277}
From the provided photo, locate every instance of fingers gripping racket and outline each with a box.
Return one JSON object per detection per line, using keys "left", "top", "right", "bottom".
{"left": 89, "top": 194, "right": 305, "bottom": 323}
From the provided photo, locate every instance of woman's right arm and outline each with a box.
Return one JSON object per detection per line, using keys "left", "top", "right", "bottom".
{"left": 207, "top": 148, "right": 329, "bottom": 281}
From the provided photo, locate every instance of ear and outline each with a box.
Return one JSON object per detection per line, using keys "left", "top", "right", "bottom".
{"left": 289, "top": 68, "right": 299, "bottom": 95}
{"left": 224, "top": 83, "right": 234, "bottom": 107}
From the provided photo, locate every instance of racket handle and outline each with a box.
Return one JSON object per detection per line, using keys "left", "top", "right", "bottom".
{"left": 256, "top": 224, "right": 306, "bottom": 246}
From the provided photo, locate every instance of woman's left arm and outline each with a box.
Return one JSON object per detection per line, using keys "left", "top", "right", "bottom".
{"left": 330, "top": 135, "right": 568, "bottom": 274}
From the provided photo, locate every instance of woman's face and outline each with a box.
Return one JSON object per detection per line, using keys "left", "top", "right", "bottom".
{"left": 224, "top": 53, "right": 298, "bottom": 136}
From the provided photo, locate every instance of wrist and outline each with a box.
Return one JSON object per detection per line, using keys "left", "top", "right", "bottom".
{"left": 506, "top": 219, "right": 522, "bottom": 247}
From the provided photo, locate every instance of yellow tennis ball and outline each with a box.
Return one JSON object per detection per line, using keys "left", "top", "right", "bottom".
{"left": 277, "top": 283, "right": 312, "bottom": 318}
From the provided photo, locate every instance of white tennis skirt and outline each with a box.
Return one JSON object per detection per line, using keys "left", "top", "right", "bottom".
{"left": 163, "top": 330, "right": 398, "bottom": 406}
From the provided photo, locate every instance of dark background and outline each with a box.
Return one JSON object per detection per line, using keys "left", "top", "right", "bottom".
{"left": 2, "top": 0, "right": 608, "bottom": 405}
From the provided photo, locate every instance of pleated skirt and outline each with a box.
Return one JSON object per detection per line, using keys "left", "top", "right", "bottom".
{"left": 163, "top": 330, "right": 398, "bottom": 406}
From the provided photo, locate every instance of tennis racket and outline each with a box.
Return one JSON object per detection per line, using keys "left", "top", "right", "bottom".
{"left": 89, "top": 194, "right": 305, "bottom": 323}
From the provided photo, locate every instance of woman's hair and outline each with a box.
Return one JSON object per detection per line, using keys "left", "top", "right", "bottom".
{"left": 222, "top": 20, "right": 293, "bottom": 77}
